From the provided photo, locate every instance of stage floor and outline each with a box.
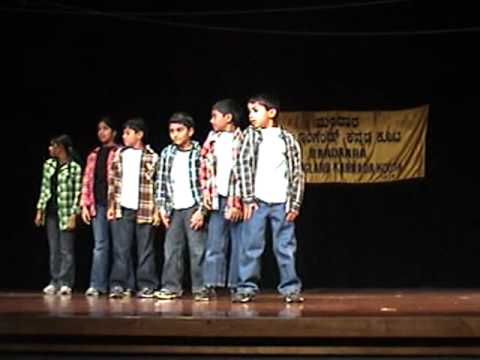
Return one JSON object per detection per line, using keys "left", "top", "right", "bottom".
{"left": 1, "top": 289, "right": 480, "bottom": 356}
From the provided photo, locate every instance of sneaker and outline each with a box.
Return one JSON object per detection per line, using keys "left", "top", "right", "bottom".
{"left": 43, "top": 284, "right": 57, "bottom": 295}
{"left": 231, "top": 292, "right": 254, "bottom": 303}
{"left": 137, "top": 287, "right": 155, "bottom": 298}
{"left": 109, "top": 286, "right": 125, "bottom": 299}
{"left": 85, "top": 287, "right": 100, "bottom": 297}
{"left": 124, "top": 288, "right": 134, "bottom": 297}
{"left": 58, "top": 286, "right": 72, "bottom": 296}
{"left": 154, "top": 289, "right": 181, "bottom": 300}
{"left": 284, "top": 292, "right": 304, "bottom": 304}
{"left": 194, "top": 287, "right": 216, "bottom": 302}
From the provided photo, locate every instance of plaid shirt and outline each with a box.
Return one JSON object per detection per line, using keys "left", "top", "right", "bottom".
{"left": 156, "top": 141, "right": 203, "bottom": 217}
{"left": 200, "top": 128, "right": 243, "bottom": 213}
{"left": 238, "top": 126, "right": 305, "bottom": 213}
{"left": 36, "top": 158, "right": 82, "bottom": 230}
{"left": 108, "top": 145, "right": 159, "bottom": 224}
{"left": 80, "top": 145, "right": 118, "bottom": 217}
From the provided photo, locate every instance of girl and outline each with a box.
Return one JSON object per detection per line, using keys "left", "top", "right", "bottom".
{"left": 81, "top": 117, "right": 123, "bottom": 297}
{"left": 35, "top": 134, "right": 82, "bottom": 295}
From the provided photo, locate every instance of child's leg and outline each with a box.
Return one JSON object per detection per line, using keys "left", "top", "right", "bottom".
{"left": 270, "top": 203, "right": 302, "bottom": 295}
{"left": 89, "top": 205, "right": 110, "bottom": 292}
{"left": 204, "top": 197, "right": 229, "bottom": 288}
{"left": 184, "top": 207, "right": 206, "bottom": 293}
{"left": 46, "top": 213, "right": 61, "bottom": 287}
{"left": 110, "top": 208, "right": 135, "bottom": 290}
{"left": 135, "top": 223, "right": 158, "bottom": 290}
{"left": 58, "top": 229, "right": 75, "bottom": 288}
{"left": 227, "top": 220, "right": 242, "bottom": 290}
{"left": 237, "top": 201, "right": 269, "bottom": 295}
{"left": 161, "top": 210, "right": 186, "bottom": 294}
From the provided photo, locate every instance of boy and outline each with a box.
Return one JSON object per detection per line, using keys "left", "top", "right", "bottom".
{"left": 200, "top": 99, "right": 244, "bottom": 300}
{"left": 233, "top": 94, "right": 305, "bottom": 303}
{"left": 107, "top": 118, "right": 160, "bottom": 299}
{"left": 155, "top": 112, "right": 206, "bottom": 301}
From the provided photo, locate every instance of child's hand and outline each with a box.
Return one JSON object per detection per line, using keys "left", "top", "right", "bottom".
{"left": 107, "top": 208, "right": 115, "bottom": 221}
{"left": 160, "top": 212, "right": 171, "bottom": 229}
{"left": 203, "top": 192, "right": 212, "bottom": 210}
{"left": 34, "top": 210, "right": 44, "bottom": 227}
{"left": 66, "top": 214, "right": 77, "bottom": 231}
{"left": 190, "top": 209, "right": 204, "bottom": 231}
{"left": 153, "top": 211, "right": 161, "bottom": 227}
{"left": 286, "top": 210, "right": 299, "bottom": 222}
{"left": 243, "top": 202, "right": 258, "bottom": 220}
{"left": 81, "top": 207, "right": 91, "bottom": 225}
{"left": 225, "top": 207, "right": 242, "bottom": 222}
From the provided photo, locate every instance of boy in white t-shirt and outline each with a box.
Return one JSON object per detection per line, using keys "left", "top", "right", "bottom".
{"left": 155, "top": 112, "right": 206, "bottom": 301}
{"left": 234, "top": 94, "right": 305, "bottom": 304}
{"left": 199, "top": 99, "right": 244, "bottom": 300}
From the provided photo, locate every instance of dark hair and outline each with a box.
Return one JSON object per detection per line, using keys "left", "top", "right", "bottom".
{"left": 123, "top": 117, "right": 148, "bottom": 141}
{"left": 98, "top": 116, "right": 117, "bottom": 131}
{"left": 212, "top": 99, "right": 243, "bottom": 127}
{"left": 169, "top": 112, "right": 195, "bottom": 129}
{"left": 248, "top": 93, "right": 281, "bottom": 118}
{"left": 50, "top": 134, "right": 81, "bottom": 165}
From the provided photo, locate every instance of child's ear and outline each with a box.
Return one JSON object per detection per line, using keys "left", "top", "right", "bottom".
{"left": 225, "top": 113, "right": 233, "bottom": 123}
{"left": 268, "top": 108, "right": 278, "bottom": 119}
{"left": 188, "top": 127, "right": 195, "bottom": 137}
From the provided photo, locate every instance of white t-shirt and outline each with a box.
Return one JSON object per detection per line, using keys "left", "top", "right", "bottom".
{"left": 214, "top": 131, "right": 235, "bottom": 197}
{"left": 120, "top": 148, "right": 143, "bottom": 210}
{"left": 254, "top": 128, "right": 288, "bottom": 203}
{"left": 171, "top": 149, "right": 196, "bottom": 210}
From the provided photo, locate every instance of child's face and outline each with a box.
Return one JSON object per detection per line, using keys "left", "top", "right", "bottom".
{"left": 122, "top": 127, "right": 143, "bottom": 147}
{"left": 248, "top": 101, "right": 277, "bottom": 128}
{"left": 97, "top": 121, "right": 115, "bottom": 144}
{"left": 169, "top": 122, "right": 193, "bottom": 149}
{"left": 48, "top": 142, "right": 60, "bottom": 158}
{"left": 210, "top": 109, "right": 232, "bottom": 132}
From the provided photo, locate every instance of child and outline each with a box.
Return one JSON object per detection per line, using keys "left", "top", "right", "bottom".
{"left": 107, "top": 118, "right": 160, "bottom": 299}
{"left": 34, "top": 134, "right": 82, "bottom": 296}
{"left": 81, "top": 117, "right": 127, "bottom": 297}
{"left": 200, "top": 99, "right": 244, "bottom": 300}
{"left": 233, "top": 94, "right": 305, "bottom": 303}
{"left": 155, "top": 112, "right": 206, "bottom": 301}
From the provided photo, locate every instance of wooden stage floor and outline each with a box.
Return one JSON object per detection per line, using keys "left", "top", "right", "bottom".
{"left": 1, "top": 289, "right": 480, "bottom": 356}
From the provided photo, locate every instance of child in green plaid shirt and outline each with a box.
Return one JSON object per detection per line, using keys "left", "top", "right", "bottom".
{"left": 35, "top": 134, "right": 82, "bottom": 296}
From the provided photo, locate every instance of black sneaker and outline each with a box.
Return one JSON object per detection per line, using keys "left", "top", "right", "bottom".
{"left": 137, "top": 287, "right": 155, "bottom": 298}
{"left": 232, "top": 292, "right": 254, "bottom": 303}
{"left": 284, "top": 292, "right": 304, "bottom": 304}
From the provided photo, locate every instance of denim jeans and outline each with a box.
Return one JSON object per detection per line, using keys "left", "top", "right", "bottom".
{"left": 237, "top": 200, "right": 302, "bottom": 295}
{"left": 161, "top": 206, "right": 206, "bottom": 293}
{"left": 203, "top": 196, "right": 242, "bottom": 289}
{"left": 46, "top": 213, "right": 75, "bottom": 288}
{"left": 110, "top": 208, "right": 158, "bottom": 290}
{"left": 88, "top": 205, "right": 111, "bottom": 293}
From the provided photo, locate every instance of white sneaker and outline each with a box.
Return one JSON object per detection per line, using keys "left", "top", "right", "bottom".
{"left": 85, "top": 287, "right": 100, "bottom": 297}
{"left": 59, "top": 286, "right": 72, "bottom": 296}
{"left": 43, "top": 284, "right": 57, "bottom": 295}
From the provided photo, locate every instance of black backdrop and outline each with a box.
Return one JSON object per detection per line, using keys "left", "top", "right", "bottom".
{"left": 3, "top": 1, "right": 480, "bottom": 290}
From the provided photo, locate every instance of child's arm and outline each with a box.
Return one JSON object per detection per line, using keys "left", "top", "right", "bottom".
{"left": 107, "top": 149, "right": 120, "bottom": 220}
{"left": 34, "top": 160, "right": 53, "bottom": 227}
{"left": 238, "top": 128, "right": 258, "bottom": 220}
{"left": 286, "top": 136, "right": 305, "bottom": 222}
{"left": 80, "top": 152, "right": 95, "bottom": 224}
{"left": 156, "top": 148, "right": 171, "bottom": 228}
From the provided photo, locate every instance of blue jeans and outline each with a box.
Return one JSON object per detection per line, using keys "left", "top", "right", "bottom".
{"left": 46, "top": 213, "right": 75, "bottom": 288}
{"left": 88, "top": 205, "right": 111, "bottom": 293}
{"left": 237, "top": 201, "right": 302, "bottom": 295}
{"left": 161, "top": 206, "right": 206, "bottom": 293}
{"left": 203, "top": 196, "right": 242, "bottom": 289}
{"left": 110, "top": 208, "right": 158, "bottom": 290}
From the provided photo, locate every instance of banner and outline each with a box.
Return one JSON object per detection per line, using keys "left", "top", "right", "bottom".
{"left": 278, "top": 105, "right": 428, "bottom": 183}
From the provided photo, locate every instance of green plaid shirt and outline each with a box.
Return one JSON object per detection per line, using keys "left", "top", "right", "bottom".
{"left": 36, "top": 158, "right": 82, "bottom": 230}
